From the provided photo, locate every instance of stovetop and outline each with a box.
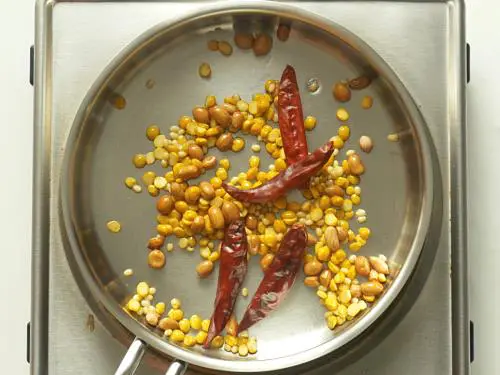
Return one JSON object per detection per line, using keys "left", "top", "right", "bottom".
{"left": 31, "top": 1, "right": 468, "bottom": 374}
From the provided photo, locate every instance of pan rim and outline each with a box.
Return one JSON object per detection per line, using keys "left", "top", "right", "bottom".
{"left": 60, "top": 1, "right": 437, "bottom": 372}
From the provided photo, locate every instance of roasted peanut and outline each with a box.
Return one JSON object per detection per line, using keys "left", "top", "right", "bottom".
{"left": 188, "top": 144, "right": 204, "bottom": 160}
{"left": 304, "top": 258, "right": 323, "bottom": 276}
{"left": 148, "top": 250, "right": 166, "bottom": 269}
{"left": 191, "top": 216, "right": 205, "bottom": 233}
{"left": 276, "top": 24, "right": 291, "bottom": 42}
{"left": 207, "top": 40, "right": 219, "bottom": 51}
{"left": 222, "top": 103, "right": 237, "bottom": 114}
{"left": 216, "top": 133, "right": 234, "bottom": 151}
{"left": 253, "top": 33, "right": 273, "bottom": 56}
{"left": 355, "top": 256, "right": 371, "bottom": 277}
{"left": 369, "top": 256, "right": 389, "bottom": 275}
{"left": 348, "top": 75, "right": 372, "bottom": 90}
{"left": 336, "top": 227, "right": 348, "bottom": 242}
{"left": 230, "top": 112, "right": 244, "bottom": 132}
{"left": 184, "top": 186, "right": 201, "bottom": 204}
{"left": 148, "top": 235, "right": 165, "bottom": 249}
{"left": 245, "top": 215, "right": 258, "bottom": 230}
{"left": 196, "top": 260, "right": 214, "bottom": 278}
{"left": 319, "top": 270, "right": 333, "bottom": 288}
{"left": 359, "top": 135, "right": 373, "bottom": 153}
{"left": 202, "top": 155, "right": 217, "bottom": 170}
{"left": 225, "top": 316, "right": 238, "bottom": 337}
{"left": 234, "top": 33, "right": 254, "bottom": 50}
{"left": 209, "top": 106, "right": 232, "bottom": 127}
{"left": 248, "top": 234, "right": 260, "bottom": 256}
{"left": 360, "top": 281, "right": 384, "bottom": 296}
{"left": 326, "top": 185, "right": 345, "bottom": 197}
{"left": 307, "top": 233, "right": 318, "bottom": 246}
{"left": 350, "top": 284, "right": 362, "bottom": 298}
{"left": 324, "top": 227, "right": 340, "bottom": 251}
{"left": 208, "top": 206, "right": 225, "bottom": 229}
{"left": 159, "top": 317, "right": 180, "bottom": 330}
{"left": 177, "top": 165, "right": 201, "bottom": 181}
{"left": 199, "top": 181, "right": 216, "bottom": 200}
{"left": 192, "top": 106, "right": 210, "bottom": 124}
{"left": 333, "top": 82, "right": 351, "bottom": 102}
{"left": 221, "top": 201, "right": 240, "bottom": 222}
{"left": 156, "top": 195, "right": 174, "bottom": 214}
{"left": 347, "top": 153, "right": 365, "bottom": 175}
{"left": 170, "top": 182, "right": 186, "bottom": 200}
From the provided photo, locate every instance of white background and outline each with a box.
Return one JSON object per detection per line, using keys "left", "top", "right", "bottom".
{"left": 0, "top": 0, "right": 496, "bottom": 374}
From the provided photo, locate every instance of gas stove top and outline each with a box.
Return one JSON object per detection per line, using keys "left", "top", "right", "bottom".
{"left": 30, "top": 1, "right": 469, "bottom": 374}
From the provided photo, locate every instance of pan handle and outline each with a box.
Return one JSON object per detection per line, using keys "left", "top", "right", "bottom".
{"left": 115, "top": 338, "right": 146, "bottom": 375}
{"left": 115, "top": 338, "right": 188, "bottom": 375}
{"left": 164, "top": 361, "right": 187, "bottom": 375}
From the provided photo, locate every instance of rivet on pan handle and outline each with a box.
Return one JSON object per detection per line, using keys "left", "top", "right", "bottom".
{"left": 115, "top": 338, "right": 188, "bottom": 375}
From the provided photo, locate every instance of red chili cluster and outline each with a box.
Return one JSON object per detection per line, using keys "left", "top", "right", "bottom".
{"left": 205, "top": 65, "right": 331, "bottom": 345}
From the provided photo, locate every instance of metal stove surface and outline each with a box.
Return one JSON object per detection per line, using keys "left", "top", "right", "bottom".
{"left": 31, "top": 1, "right": 468, "bottom": 374}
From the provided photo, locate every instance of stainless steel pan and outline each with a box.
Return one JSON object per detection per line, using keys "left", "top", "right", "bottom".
{"left": 59, "top": 1, "right": 441, "bottom": 374}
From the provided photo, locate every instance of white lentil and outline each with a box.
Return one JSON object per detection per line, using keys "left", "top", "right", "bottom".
{"left": 123, "top": 268, "right": 134, "bottom": 276}
{"left": 357, "top": 215, "right": 367, "bottom": 224}
{"left": 153, "top": 134, "right": 166, "bottom": 147}
{"left": 146, "top": 152, "right": 155, "bottom": 165}
{"left": 387, "top": 133, "right": 399, "bottom": 142}
{"left": 355, "top": 209, "right": 366, "bottom": 217}
{"left": 154, "top": 176, "right": 167, "bottom": 189}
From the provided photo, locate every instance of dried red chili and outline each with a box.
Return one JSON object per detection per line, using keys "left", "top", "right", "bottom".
{"left": 204, "top": 220, "right": 248, "bottom": 348}
{"left": 278, "top": 65, "right": 309, "bottom": 165}
{"left": 238, "top": 224, "right": 307, "bottom": 332}
{"left": 223, "top": 141, "right": 334, "bottom": 204}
